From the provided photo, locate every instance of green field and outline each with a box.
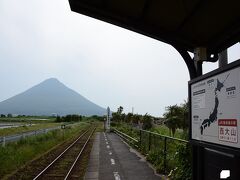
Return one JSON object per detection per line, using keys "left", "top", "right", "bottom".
{"left": 0, "top": 121, "right": 93, "bottom": 179}
{"left": 0, "top": 116, "right": 55, "bottom": 123}
{"left": 0, "top": 122, "right": 61, "bottom": 137}
{"left": 0, "top": 116, "right": 97, "bottom": 137}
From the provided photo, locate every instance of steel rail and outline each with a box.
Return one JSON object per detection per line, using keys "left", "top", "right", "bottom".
{"left": 64, "top": 127, "right": 96, "bottom": 180}
{"left": 141, "top": 129, "right": 188, "bottom": 143}
{"left": 33, "top": 128, "right": 91, "bottom": 180}
{"left": 113, "top": 128, "right": 138, "bottom": 143}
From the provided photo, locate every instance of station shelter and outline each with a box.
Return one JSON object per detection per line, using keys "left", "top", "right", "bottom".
{"left": 68, "top": 1, "right": 240, "bottom": 179}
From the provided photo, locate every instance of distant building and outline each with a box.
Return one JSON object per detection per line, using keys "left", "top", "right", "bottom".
{"left": 51, "top": 113, "right": 57, "bottom": 117}
{"left": 153, "top": 117, "right": 166, "bottom": 125}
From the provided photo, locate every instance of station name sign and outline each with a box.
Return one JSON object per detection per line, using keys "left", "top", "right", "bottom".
{"left": 190, "top": 61, "right": 240, "bottom": 148}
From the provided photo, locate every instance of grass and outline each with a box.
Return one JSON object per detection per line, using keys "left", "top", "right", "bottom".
{"left": 113, "top": 123, "right": 139, "bottom": 139}
{"left": 0, "top": 122, "right": 62, "bottom": 137}
{"left": 151, "top": 125, "right": 187, "bottom": 140}
{"left": 0, "top": 121, "right": 91, "bottom": 179}
{"left": 112, "top": 123, "right": 186, "bottom": 140}
{"left": 0, "top": 116, "right": 55, "bottom": 123}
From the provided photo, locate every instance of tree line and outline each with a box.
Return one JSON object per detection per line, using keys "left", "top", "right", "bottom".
{"left": 112, "top": 100, "right": 189, "bottom": 136}
{"left": 55, "top": 114, "right": 82, "bottom": 122}
{"left": 111, "top": 106, "right": 153, "bottom": 130}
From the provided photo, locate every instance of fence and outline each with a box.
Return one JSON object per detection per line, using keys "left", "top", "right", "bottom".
{"left": 112, "top": 126, "right": 191, "bottom": 176}
{"left": 112, "top": 128, "right": 139, "bottom": 148}
{"left": 0, "top": 128, "right": 51, "bottom": 147}
{"left": 139, "top": 129, "right": 189, "bottom": 174}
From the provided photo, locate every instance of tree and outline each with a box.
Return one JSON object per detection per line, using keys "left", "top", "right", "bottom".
{"left": 164, "top": 105, "right": 182, "bottom": 136}
{"left": 0, "top": 114, "right": 6, "bottom": 118}
{"left": 112, "top": 106, "right": 124, "bottom": 123}
{"left": 56, "top": 116, "right": 61, "bottom": 122}
{"left": 7, "top": 113, "right": 12, "bottom": 118}
{"left": 112, "top": 112, "right": 121, "bottom": 122}
{"left": 117, "top": 106, "right": 123, "bottom": 114}
{"left": 131, "top": 114, "right": 141, "bottom": 124}
{"left": 58, "top": 114, "right": 82, "bottom": 122}
{"left": 163, "top": 100, "right": 189, "bottom": 137}
{"left": 125, "top": 113, "right": 133, "bottom": 123}
{"left": 179, "top": 100, "right": 189, "bottom": 131}
{"left": 142, "top": 113, "right": 152, "bottom": 130}
{"left": 91, "top": 115, "right": 104, "bottom": 121}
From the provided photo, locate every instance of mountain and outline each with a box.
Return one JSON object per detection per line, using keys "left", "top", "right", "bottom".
{"left": 0, "top": 78, "right": 106, "bottom": 116}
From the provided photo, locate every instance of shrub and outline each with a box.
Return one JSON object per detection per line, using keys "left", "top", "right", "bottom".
{"left": 169, "top": 143, "right": 192, "bottom": 180}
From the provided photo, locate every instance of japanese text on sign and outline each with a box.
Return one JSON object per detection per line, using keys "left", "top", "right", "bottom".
{"left": 218, "top": 119, "right": 238, "bottom": 143}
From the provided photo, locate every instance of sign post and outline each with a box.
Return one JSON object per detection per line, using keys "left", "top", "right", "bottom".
{"left": 190, "top": 62, "right": 240, "bottom": 148}
{"left": 106, "top": 107, "right": 111, "bottom": 132}
{"left": 189, "top": 59, "right": 240, "bottom": 179}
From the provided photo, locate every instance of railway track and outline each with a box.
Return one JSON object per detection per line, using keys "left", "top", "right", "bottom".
{"left": 33, "top": 127, "right": 96, "bottom": 180}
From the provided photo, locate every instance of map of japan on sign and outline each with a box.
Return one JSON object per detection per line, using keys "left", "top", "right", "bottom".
{"left": 191, "top": 66, "right": 240, "bottom": 148}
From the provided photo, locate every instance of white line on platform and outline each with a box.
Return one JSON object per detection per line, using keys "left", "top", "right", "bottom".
{"left": 109, "top": 151, "right": 112, "bottom": 155}
{"left": 107, "top": 145, "right": 110, "bottom": 149}
{"left": 111, "top": 158, "right": 115, "bottom": 165}
{"left": 113, "top": 172, "right": 121, "bottom": 180}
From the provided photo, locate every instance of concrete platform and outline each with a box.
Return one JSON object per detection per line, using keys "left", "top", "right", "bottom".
{"left": 85, "top": 132, "right": 163, "bottom": 180}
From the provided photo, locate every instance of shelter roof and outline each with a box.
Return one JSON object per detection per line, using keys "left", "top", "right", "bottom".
{"left": 69, "top": 0, "right": 240, "bottom": 54}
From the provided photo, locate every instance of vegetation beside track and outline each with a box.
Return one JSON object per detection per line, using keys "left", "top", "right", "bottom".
{"left": 0, "top": 116, "right": 55, "bottom": 123}
{"left": 0, "top": 122, "right": 62, "bottom": 137}
{"left": 0, "top": 121, "right": 93, "bottom": 179}
{"left": 0, "top": 115, "right": 103, "bottom": 137}
{"left": 113, "top": 123, "right": 191, "bottom": 180}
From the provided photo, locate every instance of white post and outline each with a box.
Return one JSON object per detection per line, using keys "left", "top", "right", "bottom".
{"left": 106, "top": 107, "right": 111, "bottom": 132}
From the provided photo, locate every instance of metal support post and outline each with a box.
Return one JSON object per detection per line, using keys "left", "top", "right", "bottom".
{"left": 192, "top": 47, "right": 205, "bottom": 180}
{"left": 194, "top": 61, "right": 203, "bottom": 76}
{"left": 218, "top": 49, "right": 228, "bottom": 68}
{"left": 164, "top": 137, "right": 167, "bottom": 173}
{"left": 139, "top": 130, "right": 142, "bottom": 149}
{"left": 148, "top": 133, "right": 151, "bottom": 151}
{"left": 194, "top": 47, "right": 205, "bottom": 76}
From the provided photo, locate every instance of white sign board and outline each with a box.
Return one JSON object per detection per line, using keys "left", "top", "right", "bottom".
{"left": 191, "top": 66, "right": 240, "bottom": 148}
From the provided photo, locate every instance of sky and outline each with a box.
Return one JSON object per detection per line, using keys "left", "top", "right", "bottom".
{"left": 0, "top": 0, "right": 239, "bottom": 117}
